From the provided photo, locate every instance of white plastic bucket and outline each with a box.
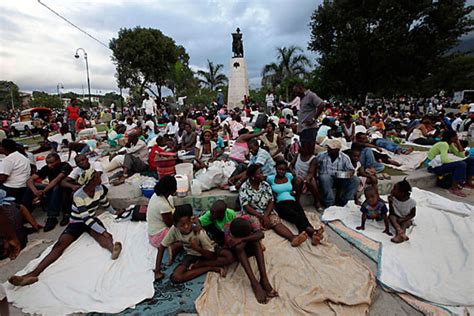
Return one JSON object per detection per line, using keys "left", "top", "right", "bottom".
{"left": 191, "top": 179, "right": 202, "bottom": 196}
{"left": 175, "top": 163, "right": 193, "bottom": 188}
{"left": 175, "top": 174, "right": 189, "bottom": 197}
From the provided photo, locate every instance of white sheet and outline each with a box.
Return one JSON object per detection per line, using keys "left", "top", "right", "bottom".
{"left": 3, "top": 213, "right": 155, "bottom": 315}
{"left": 404, "top": 141, "right": 432, "bottom": 149}
{"left": 322, "top": 188, "right": 474, "bottom": 308}
{"left": 382, "top": 150, "right": 427, "bottom": 171}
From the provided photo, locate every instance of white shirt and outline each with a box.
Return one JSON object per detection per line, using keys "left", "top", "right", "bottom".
{"left": 265, "top": 94, "right": 274, "bottom": 107}
{"left": 124, "top": 122, "right": 137, "bottom": 132}
{"left": 165, "top": 121, "right": 179, "bottom": 135}
{"left": 142, "top": 98, "right": 157, "bottom": 116}
{"left": 147, "top": 194, "right": 174, "bottom": 236}
{"left": 48, "top": 132, "right": 73, "bottom": 147}
{"left": 144, "top": 120, "right": 155, "bottom": 131}
{"left": 110, "top": 103, "right": 116, "bottom": 112}
{"left": 68, "top": 161, "right": 109, "bottom": 185}
{"left": 0, "top": 151, "right": 31, "bottom": 188}
{"left": 451, "top": 117, "right": 462, "bottom": 132}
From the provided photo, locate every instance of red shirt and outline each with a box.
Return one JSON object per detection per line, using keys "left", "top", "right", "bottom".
{"left": 66, "top": 105, "right": 79, "bottom": 121}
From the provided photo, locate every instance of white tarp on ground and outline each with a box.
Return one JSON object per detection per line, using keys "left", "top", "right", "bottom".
{"left": 322, "top": 188, "right": 474, "bottom": 308}
{"left": 3, "top": 213, "right": 155, "bottom": 315}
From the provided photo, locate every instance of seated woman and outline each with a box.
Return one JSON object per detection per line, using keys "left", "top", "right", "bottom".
{"left": 290, "top": 142, "right": 323, "bottom": 211}
{"left": 426, "top": 130, "right": 474, "bottom": 197}
{"left": 194, "top": 129, "right": 217, "bottom": 170}
{"left": 267, "top": 161, "right": 324, "bottom": 245}
{"left": 239, "top": 164, "right": 307, "bottom": 247}
{"left": 407, "top": 117, "right": 438, "bottom": 145}
{"left": 181, "top": 122, "right": 197, "bottom": 154}
{"left": 259, "top": 122, "right": 284, "bottom": 162}
{"left": 9, "top": 170, "right": 122, "bottom": 286}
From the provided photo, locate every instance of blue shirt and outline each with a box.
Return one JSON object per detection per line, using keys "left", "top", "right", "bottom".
{"left": 267, "top": 172, "right": 295, "bottom": 203}
{"left": 249, "top": 148, "right": 275, "bottom": 177}
{"left": 316, "top": 151, "right": 354, "bottom": 175}
{"left": 216, "top": 136, "right": 225, "bottom": 149}
{"left": 361, "top": 199, "right": 388, "bottom": 220}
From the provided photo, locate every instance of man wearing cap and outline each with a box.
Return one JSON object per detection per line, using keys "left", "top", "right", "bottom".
{"left": 293, "top": 83, "right": 325, "bottom": 150}
{"left": 316, "top": 139, "right": 359, "bottom": 208}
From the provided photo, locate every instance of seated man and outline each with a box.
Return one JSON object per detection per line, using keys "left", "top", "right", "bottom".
{"left": 62, "top": 154, "right": 109, "bottom": 193}
{"left": 9, "top": 170, "right": 122, "bottom": 287}
{"left": 23, "top": 153, "right": 73, "bottom": 231}
{"left": 108, "top": 132, "right": 149, "bottom": 181}
{"left": 317, "top": 139, "right": 359, "bottom": 208}
{"left": 0, "top": 139, "right": 31, "bottom": 203}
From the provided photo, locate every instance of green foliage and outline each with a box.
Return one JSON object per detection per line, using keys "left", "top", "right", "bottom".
{"left": 261, "top": 46, "right": 310, "bottom": 100}
{"left": 197, "top": 60, "right": 228, "bottom": 91}
{"left": 0, "top": 81, "right": 20, "bottom": 110}
{"left": 102, "top": 92, "right": 123, "bottom": 108}
{"left": 30, "top": 91, "right": 62, "bottom": 108}
{"left": 309, "top": 0, "right": 474, "bottom": 98}
{"left": 110, "top": 27, "right": 188, "bottom": 98}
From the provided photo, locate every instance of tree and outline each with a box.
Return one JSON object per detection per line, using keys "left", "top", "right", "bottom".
{"left": 197, "top": 60, "right": 228, "bottom": 91}
{"left": 309, "top": 0, "right": 474, "bottom": 99}
{"left": 261, "top": 46, "right": 310, "bottom": 100}
{"left": 110, "top": 27, "right": 187, "bottom": 99}
{"left": 0, "top": 81, "right": 20, "bottom": 110}
{"left": 30, "top": 91, "right": 62, "bottom": 108}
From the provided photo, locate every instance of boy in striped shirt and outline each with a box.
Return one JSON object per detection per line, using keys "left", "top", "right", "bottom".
{"left": 9, "top": 170, "right": 122, "bottom": 287}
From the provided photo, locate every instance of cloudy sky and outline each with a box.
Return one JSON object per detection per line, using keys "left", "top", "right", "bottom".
{"left": 0, "top": 0, "right": 320, "bottom": 96}
{"left": 1, "top": 1, "right": 472, "bottom": 97}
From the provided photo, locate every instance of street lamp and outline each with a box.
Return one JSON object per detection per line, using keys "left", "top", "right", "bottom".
{"left": 74, "top": 48, "right": 92, "bottom": 106}
{"left": 57, "top": 83, "right": 64, "bottom": 106}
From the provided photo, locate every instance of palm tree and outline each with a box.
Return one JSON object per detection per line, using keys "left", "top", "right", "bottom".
{"left": 197, "top": 60, "right": 228, "bottom": 91}
{"left": 261, "top": 46, "right": 310, "bottom": 99}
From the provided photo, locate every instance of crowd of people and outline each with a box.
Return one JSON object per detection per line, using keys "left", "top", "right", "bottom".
{"left": 0, "top": 83, "right": 473, "bottom": 308}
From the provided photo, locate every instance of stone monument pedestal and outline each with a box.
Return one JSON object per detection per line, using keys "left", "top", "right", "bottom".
{"left": 227, "top": 57, "right": 249, "bottom": 109}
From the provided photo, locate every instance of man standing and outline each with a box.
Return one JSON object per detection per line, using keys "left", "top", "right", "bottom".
{"left": 216, "top": 89, "right": 225, "bottom": 110}
{"left": 110, "top": 102, "right": 116, "bottom": 119}
{"left": 316, "top": 139, "right": 359, "bottom": 208}
{"left": 142, "top": 93, "right": 157, "bottom": 121}
{"left": 294, "top": 83, "right": 325, "bottom": 150}
{"left": 0, "top": 139, "right": 31, "bottom": 203}
{"left": 24, "top": 153, "right": 73, "bottom": 231}
{"left": 265, "top": 90, "right": 275, "bottom": 114}
{"left": 66, "top": 98, "right": 79, "bottom": 136}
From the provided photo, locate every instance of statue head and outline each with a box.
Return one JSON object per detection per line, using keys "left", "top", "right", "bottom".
{"left": 236, "top": 27, "right": 240, "bottom": 33}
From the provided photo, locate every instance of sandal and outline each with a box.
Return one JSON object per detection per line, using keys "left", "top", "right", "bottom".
{"left": 449, "top": 188, "right": 466, "bottom": 197}
{"left": 382, "top": 173, "right": 391, "bottom": 180}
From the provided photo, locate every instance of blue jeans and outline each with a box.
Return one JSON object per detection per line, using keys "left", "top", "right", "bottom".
{"left": 428, "top": 157, "right": 474, "bottom": 183}
{"left": 80, "top": 144, "right": 91, "bottom": 155}
{"left": 23, "top": 185, "right": 65, "bottom": 218}
{"left": 319, "top": 174, "right": 360, "bottom": 207}
{"left": 374, "top": 139, "right": 400, "bottom": 153}
{"left": 360, "top": 148, "right": 385, "bottom": 173}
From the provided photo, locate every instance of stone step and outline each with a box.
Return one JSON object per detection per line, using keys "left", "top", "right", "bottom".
{"left": 107, "top": 169, "right": 437, "bottom": 211}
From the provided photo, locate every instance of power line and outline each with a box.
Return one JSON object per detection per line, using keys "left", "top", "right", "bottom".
{"left": 37, "top": 0, "right": 111, "bottom": 50}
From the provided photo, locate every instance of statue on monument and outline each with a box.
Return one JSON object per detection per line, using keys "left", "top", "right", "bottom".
{"left": 232, "top": 28, "right": 244, "bottom": 58}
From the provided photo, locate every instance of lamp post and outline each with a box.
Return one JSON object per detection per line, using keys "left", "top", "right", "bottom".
{"left": 74, "top": 48, "right": 92, "bottom": 106}
{"left": 57, "top": 83, "right": 64, "bottom": 106}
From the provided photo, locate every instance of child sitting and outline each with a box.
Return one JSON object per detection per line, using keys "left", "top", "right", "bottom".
{"left": 154, "top": 204, "right": 226, "bottom": 283}
{"left": 356, "top": 186, "right": 391, "bottom": 236}
{"left": 198, "top": 200, "right": 236, "bottom": 246}
{"left": 389, "top": 179, "right": 416, "bottom": 243}
{"left": 224, "top": 215, "right": 278, "bottom": 304}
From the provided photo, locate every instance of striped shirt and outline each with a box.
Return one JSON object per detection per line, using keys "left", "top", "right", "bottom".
{"left": 316, "top": 151, "right": 354, "bottom": 176}
{"left": 70, "top": 185, "right": 115, "bottom": 234}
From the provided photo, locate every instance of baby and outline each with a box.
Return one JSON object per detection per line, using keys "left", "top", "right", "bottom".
{"left": 388, "top": 179, "right": 416, "bottom": 243}
{"left": 356, "top": 186, "right": 391, "bottom": 236}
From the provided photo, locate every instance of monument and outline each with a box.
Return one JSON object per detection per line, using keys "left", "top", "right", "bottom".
{"left": 227, "top": 28, "right": 249, "bottom": 109}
